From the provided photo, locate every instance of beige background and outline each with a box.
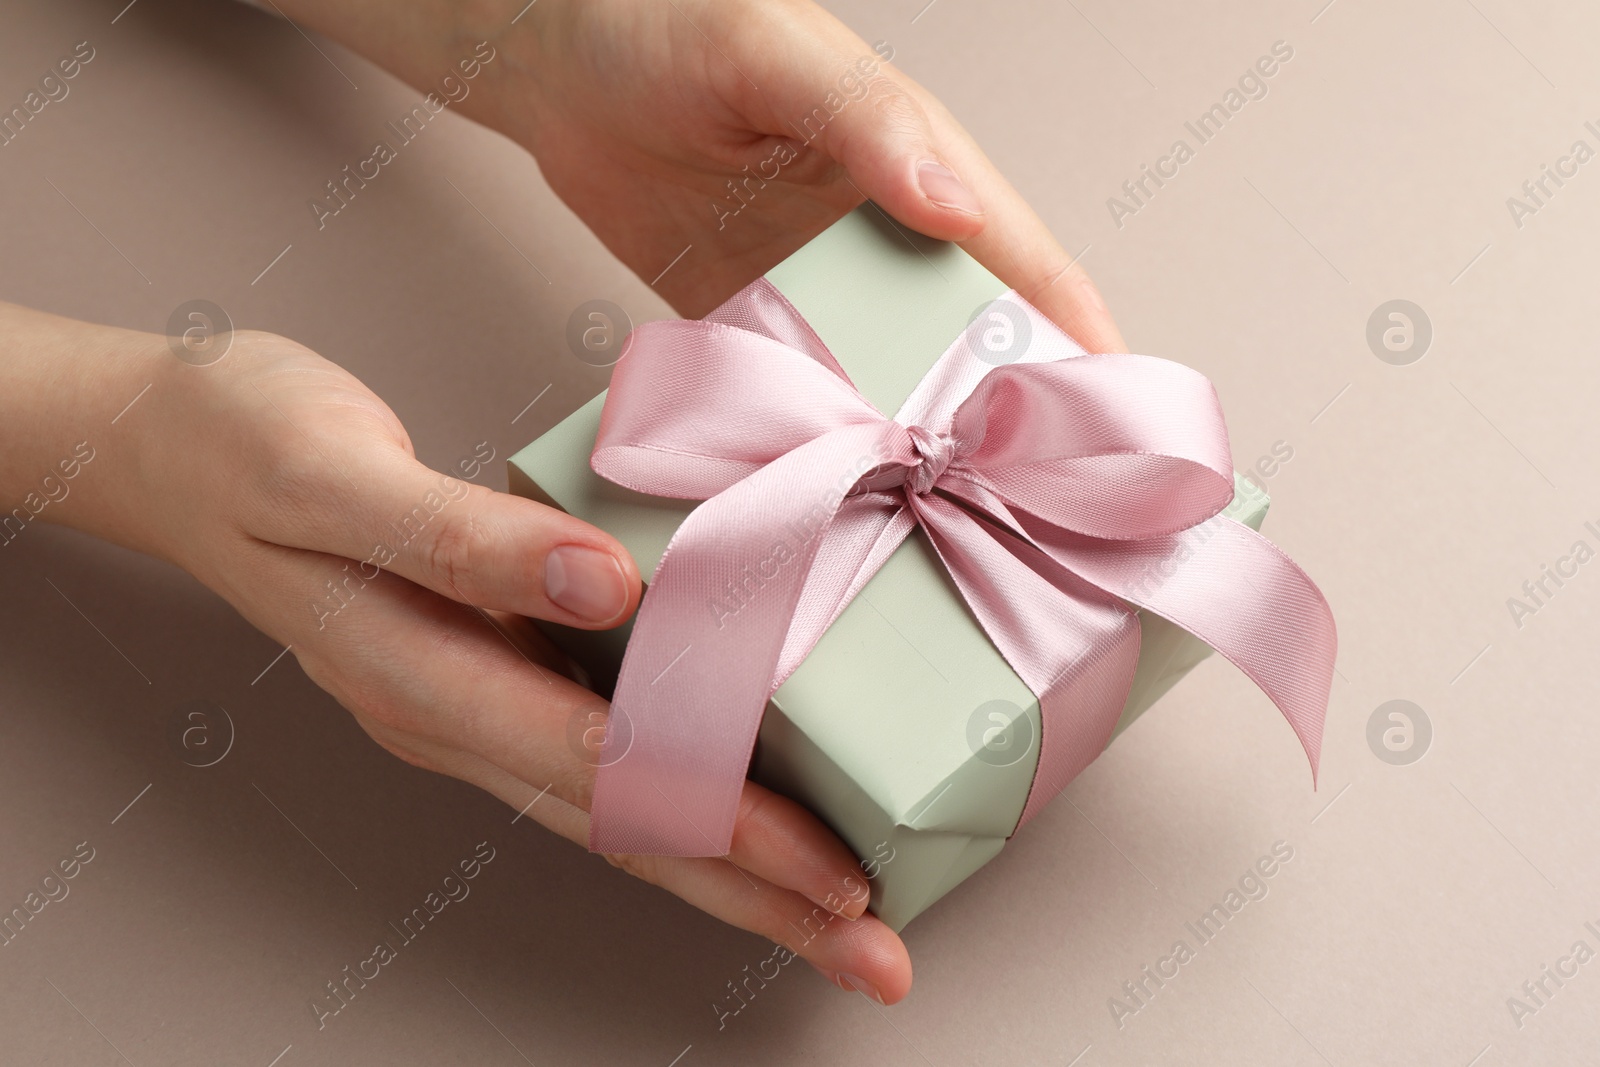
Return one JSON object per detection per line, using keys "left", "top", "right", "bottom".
{"left": 2, "top": 0, "right": 1597, "bottom": 1063}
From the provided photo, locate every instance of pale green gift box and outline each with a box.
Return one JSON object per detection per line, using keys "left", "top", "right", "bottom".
{"left": 508, "top": 206, "right": 1267, "bottom": 931}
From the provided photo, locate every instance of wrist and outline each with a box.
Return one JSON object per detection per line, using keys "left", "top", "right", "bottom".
{"left": 261, "top": 0, "right": 552, "bottom": 158}
{"left": 0, "top": 302, "right": 169, "bottom": 554}
{"left": 263, "top": 1, "right": 534, "bottom": 126}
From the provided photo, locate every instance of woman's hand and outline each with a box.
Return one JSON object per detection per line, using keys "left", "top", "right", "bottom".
{"left": 506, "top": 0, "right": 1127, "bottom": 351}
{"left": 271, "top": 0, "right": 1127, "bottom": 352}
{"left": 2, "top": 303, "right": 912, "bottom": 1004}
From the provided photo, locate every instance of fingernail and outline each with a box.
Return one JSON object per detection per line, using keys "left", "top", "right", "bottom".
{"left": 545, "top": 544, "right": 629, "bottom": 624}
{"left": 917, "top": 159, "right": 983, "bottom": 216}
{"left": 837, "top": 973, "right": 887, "bottom": 1004}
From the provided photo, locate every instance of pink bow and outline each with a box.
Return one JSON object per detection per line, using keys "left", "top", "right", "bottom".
{"left": 587, "top": 279, "right": 1335, "bottom": 856}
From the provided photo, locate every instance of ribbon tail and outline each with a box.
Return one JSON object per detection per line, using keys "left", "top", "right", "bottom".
{"left": 1023, "top": 512, "right": 1336, "bottom": 782}
{"left": 589, "top": 422, "right": 896, "bottom": 856}
{"left": 775, "top": 497, "right": 916, "bottom": 684}
{"left": 912, "top": 495, "right": 1143, "bottom": 834}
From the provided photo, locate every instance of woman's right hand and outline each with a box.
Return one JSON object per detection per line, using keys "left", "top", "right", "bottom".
{"left": 4, "top": 303, "right": 913, "bottom": 1004}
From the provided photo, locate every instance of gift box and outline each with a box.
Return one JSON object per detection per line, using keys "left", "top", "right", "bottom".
{"left": 510, "top": 206, "right": 1279, "bottom": 930}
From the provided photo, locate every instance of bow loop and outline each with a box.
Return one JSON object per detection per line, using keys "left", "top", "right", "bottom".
{"left": 947, "top": 355, "right": 1237, "bottom": 540}
{"left": 592, "top": 317, "right": 882, "bottom": 500}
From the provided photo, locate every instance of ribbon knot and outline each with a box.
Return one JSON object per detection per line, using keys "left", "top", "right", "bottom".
{"left": 585, "top": 278, "right": 1336, "bottom": 858}
{"left": 904, "top": 424, "right": 953, "bottom": 495}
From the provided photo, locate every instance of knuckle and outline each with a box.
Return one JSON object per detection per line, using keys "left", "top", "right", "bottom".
{"left": 334, "top": 681, "right": 412, "bottom": 739}
{"left": 300, "top": 644, "right": 475, "bottom": 781}
{"left": 421, "top": 508, "right": 487, "bottom": 596}
{"left": 358, "top": 719, "right": 442, "bottom": 773}
{"left": 822, "top": 80, "right": 926, "bottom": 166}
{"left": 1022, "top": 259, "right": 1090, "bottom": 304}
{"left": 379, "top": 740, "right": 437, "bottom": 772}
{"left": 859, "top": 82, "right": 926, "bottom": 137}
{"left": 302, "top": 646, "right": 438, "bottom": 741}
{"left": 1021, "top": 263, "right": 1108, "bottom": 339}
{"left": 350, "top": 685, "right": 421, "bottom": 737}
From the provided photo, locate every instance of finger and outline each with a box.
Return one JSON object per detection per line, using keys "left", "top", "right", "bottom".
{"left": 904, "top": 79, "right": 1130, "bottom": 355}
{"left": 736, "top": 8, "right": 1126, "bottom": 354}
{"left": 206, "top": 527, "right": 599, "bottom": 794}
{"left": 383, "top": 742, "right": 912, "bottom": 1004}
{"left": 398, "top": 610, "right": 876, "bottom": 923}
{"left": 729, "top": 784, "right": 872, "bottom": 921}
{"left": 250, "top": 439, "right": 642, "bottom": 628}
{"left": 229, "top": 534, "right": 875, "bottom": 925}
{"left": 813, "top": 76, "right": 987, "bottom": 242}
{"left": 325, "top": 582, "right": 907, "bottom": 996}
{"left": 366, "top": 672, "right": 879, "bottom": 930}
{"left": 226, "top": 509, "right": 913, "bottom": 998}
{"left": 737, "top": 13, "right": 985, "bottom": 243}
{"left": 603, "top": 847, "right": 913, "bottom": 1005}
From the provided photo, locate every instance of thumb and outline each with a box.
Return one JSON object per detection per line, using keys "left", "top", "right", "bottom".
{"left": 739, "top": 7, "right": 1126, "bottom": 355}
{"left": 758, "top": 42, "right": 987, "bottom": 241}
{"left": 273, "top": 446, "right": 642, "bottom": 629}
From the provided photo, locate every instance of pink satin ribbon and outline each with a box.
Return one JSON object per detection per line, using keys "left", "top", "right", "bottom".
{"left": 587, "top": 279, "right": 1335, "bottom": 856}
